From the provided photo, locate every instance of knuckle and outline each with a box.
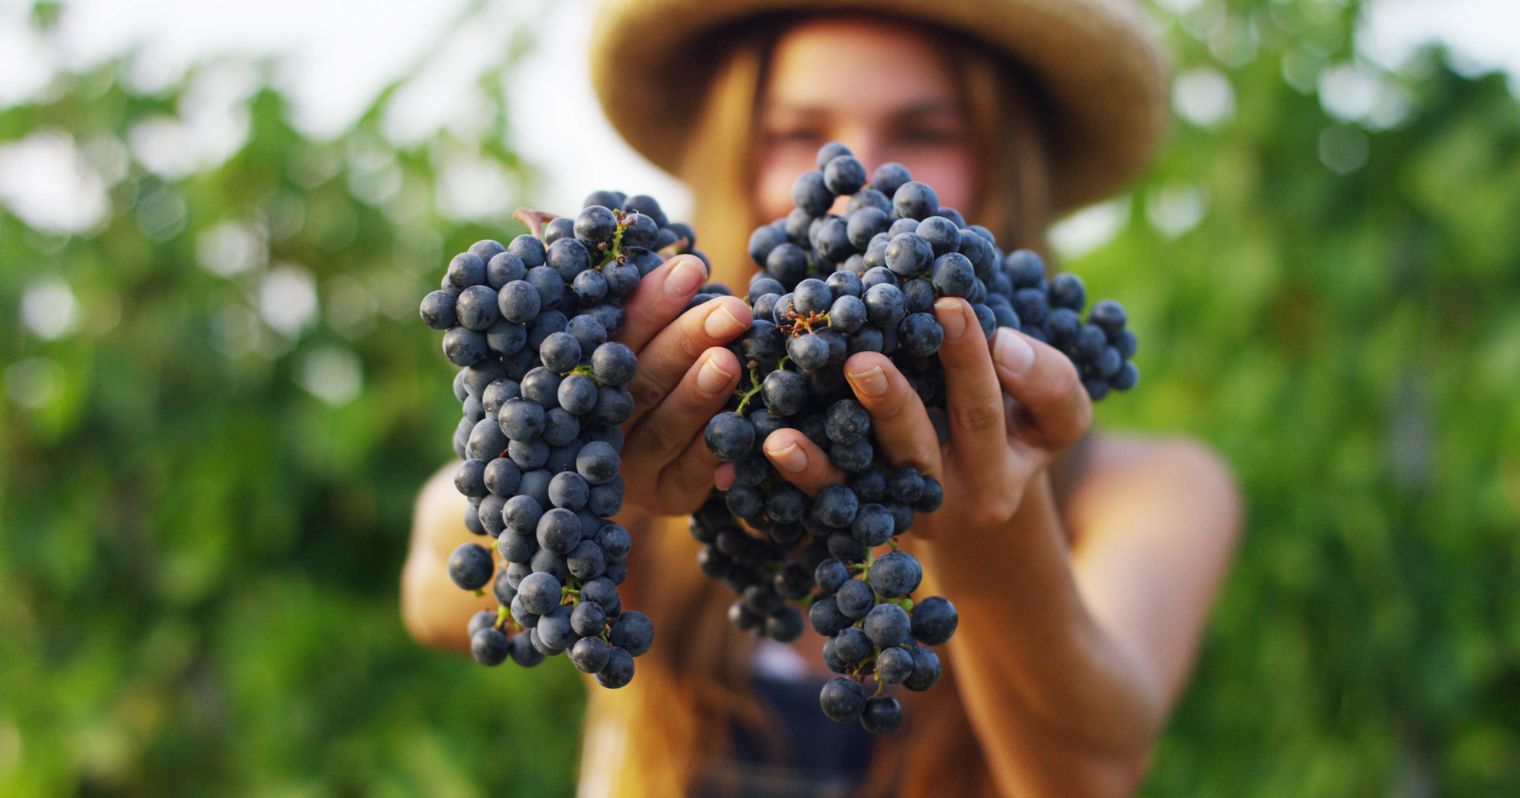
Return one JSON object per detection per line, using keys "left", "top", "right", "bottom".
{"left": 940, "top": 334, "right": 982, "bottom": 366}
{"left": 654, "top": 476, "right": 684, "bottom": 515}
{"left": 808, "top": 466, "right": 845, "bottom": 491}
{"left": 949, "top": 399, "right": 1003, "bottom": 435}
{"left": 627, "top": 372, "right": 666, "bottom": 410}
{"left": 1066, "top": 400, "right": 1094, "bottom": 443}
{"left": 663, "top": 459, "right": 711, "bottom": 508}
{"left": 638, "top": 418, "right": 688, "bottom": 461}
{"left": 1042, "top": 356, "right": 1082, "bottom": 404}
{"left": 886, "top": 442, "right": 939, "bottom": 476}
{"left": 677, "top": 327, "right": 706, "bottom": 360}
{"left": 863, "top": 389, "right": 909, "bottom": 424}
{"left": 967, "top": 496, "right": 1017, "bottom": 527}
{"left": 676, "top": 461, "right": 711, "bottom": 495}
{"left": 624, "top": 300, "right": 664, "bottom": 340}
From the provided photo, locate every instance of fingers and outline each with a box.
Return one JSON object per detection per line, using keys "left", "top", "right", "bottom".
{"left": 617, "top": 255, "right": 711, "bottom": 352}
{"left": 657, "top": 433, "right": 727, "bottom": 513}
{"left": 624, "top": 296, "right": 751, "bottom": 426}
{"left": 843, "top": 353, "right": 942, "bottom": 477}
{"left": 932, "top": 299, "right": 1013, "bottom": 488}
{"left": 624, "top": 346, "right": 742, "bottom": 468}
{"left": 713, "top": 462, "right": 737, "bottom": 492}
{"left": 762, "top": 428, "right": 846, "bottom": 496}
{"left": 991, "top": 327, "right": 1092, "bottom": 450}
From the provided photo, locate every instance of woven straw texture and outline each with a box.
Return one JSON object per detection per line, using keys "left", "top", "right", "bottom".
{"left": 589, "top": 0, "right": 1170, "bottom": 212}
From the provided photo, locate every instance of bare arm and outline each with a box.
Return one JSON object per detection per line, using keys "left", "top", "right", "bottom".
{"left": 921, "top": 441, "right": 1239, "bottom": 795}
{"left": 747, "top": 297, "right": 1241, "bottom": 796}
{"left": 1066, "top": 437, "right": 1241, "bottom": 751}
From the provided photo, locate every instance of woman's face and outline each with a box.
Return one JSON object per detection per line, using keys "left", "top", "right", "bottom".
{"left": 754, "top": 16, "right": 976, "bottom": 223}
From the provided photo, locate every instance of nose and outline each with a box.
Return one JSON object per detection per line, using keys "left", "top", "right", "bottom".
{"left": 836, "top": 126, "right": 885, "bottom": 175}
{"left": 825, "top": 128, "right": 887, "bottom": 214}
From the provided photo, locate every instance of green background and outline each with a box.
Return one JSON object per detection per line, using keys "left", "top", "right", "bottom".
{"left": 2, "top": 0, "right": 1517, "bottom": 795}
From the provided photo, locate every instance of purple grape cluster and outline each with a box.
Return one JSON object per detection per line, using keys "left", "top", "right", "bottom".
{"left": 688, "top": 142, "right": 1139, "bottom": 734}
{"left": 419, "top": 193, "right": 703, "bottom": 686}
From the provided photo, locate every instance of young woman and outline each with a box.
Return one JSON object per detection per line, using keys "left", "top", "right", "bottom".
{"left": 403, "top": 1, "right": 1241, "bottom": 795}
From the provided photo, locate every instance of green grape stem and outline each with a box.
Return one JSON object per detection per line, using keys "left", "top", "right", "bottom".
{"left": 733, "top": 361, "right": 765, "bottom": 415}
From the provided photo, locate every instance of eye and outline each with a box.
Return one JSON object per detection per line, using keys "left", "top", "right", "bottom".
{"left": 896, "top": 126, "right": 964, "bottom": 146}
{"left": 765, "top": 127, "right": 825, "bottom": 147}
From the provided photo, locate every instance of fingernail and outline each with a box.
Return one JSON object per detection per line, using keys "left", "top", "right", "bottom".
{"left": 934, "top": 298, "right": 966, "bottom": 337}
{"left": 664, "top": 257, "right": 704, "bottom": 298}
{"left": 696, "top": 356, "right": 733, "bottom": 394}
{"left": 847, "top": 366, "right": 888, "bottom": 398}
{"left": 765, "top": 441, "right": 807, "bottom": 474}
{"left": 703, "top": 303, "right": 746, "bottom": 339}
{"left": 994, "top": 328, "right": 1035, "bottom": 374}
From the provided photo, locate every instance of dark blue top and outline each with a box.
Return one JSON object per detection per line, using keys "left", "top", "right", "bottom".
{"left": 692, "top": 671, "right": 877, "bottom": 798}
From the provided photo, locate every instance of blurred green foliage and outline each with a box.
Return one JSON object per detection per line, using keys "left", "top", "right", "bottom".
{"left": 0, "top": 0, "right": 1516, "bottom": 796}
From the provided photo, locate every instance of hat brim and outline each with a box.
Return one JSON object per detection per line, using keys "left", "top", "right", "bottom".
{"left": 590, "top": 0, "right": 1170, "bottom": 213}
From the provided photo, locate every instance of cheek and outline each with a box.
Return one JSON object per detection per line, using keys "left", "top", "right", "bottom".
{"left": 755, "top": 147, "right": 817, "bottom": 222}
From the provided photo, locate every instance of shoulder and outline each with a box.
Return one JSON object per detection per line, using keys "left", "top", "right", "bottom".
{"left": 1063, "top": 433, "right": 1241, "bottom": 547}
{"left": 1091, "top": 434, "right": 1236, "bottom": 491}
{"left": 416, "top": 461, "right": 462, "bottom": 519}
{"left": 412, "top": 462, "right": 470, "bottom": 560}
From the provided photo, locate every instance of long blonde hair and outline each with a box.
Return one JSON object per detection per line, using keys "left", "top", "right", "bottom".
{"left": 583, "top": 15, "right": 1056, "bottom": 797}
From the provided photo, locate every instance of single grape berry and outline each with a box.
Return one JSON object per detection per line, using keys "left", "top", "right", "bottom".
{"left": 875, "top": 645, "right": 915, "bottom": 684}
{"left": 597, "top": 647, "right": 636, "bottom": 689}
{"left": 868, "top": 551, "right": 923, "bottom": 598}
{"left": 819, "top": 677, "right": 867, "bottom": 723}
{"left": 446, "top": 252, "right": 487, "bottom": 290}
{"left": 863, "top": 603, "right": 912, "bottom": 649}
{"left": 809, "top": 596, "right": 851, "bottom": 636}
{"left": 420, "top": 290, "right": 458, "bottom": 329}
{"left": 471, "top": 627, "right": 511, "bottom": 666}
{"left": 517, "top": 571, "right": 562, "bottom": 616}
{"left": 871, "top": 162, "right": 912, "bottom": 198}
{"left": 910, "top": 596, "right": 959, "bottom": 645}
{"left": 836, "top": 579, "right": 875, "bottom": 620}
{"left": 861, "top": 695, "right": 903, "bottom": 735}
{"left": 823, "top": 155, "right": 867, "bottom": 195}
{"left": 815, "top": 141, "right": 853, "bottom": 170}
{"left": 704, "top": 412, "right": 757, "bottom": 462}
{"left": 905, "top": 646, "right": 942, "bottom": 691}
{"left": 609, "top": 611, "right": 654, "bottom": 657}
{"left": 448, "top": 543, "right": 494, "bottom": 591}
{"left": 892, "top": 181, "right": 939, "bottom": 220}
{"left": 570, "top": 636, "right": 612, "bottom": 674}
{"left": 792, "top": 171, "right": 834, "bottom": 216}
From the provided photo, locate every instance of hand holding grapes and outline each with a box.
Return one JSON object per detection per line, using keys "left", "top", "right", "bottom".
{"left": 724, "top": 296, "right": 1092, "bottom": 539}
{"left": 415, "top": 142, "right": 1139, "bottom": 730}
{"left": 613, "top": 254, "right": 754, "bottom": 517}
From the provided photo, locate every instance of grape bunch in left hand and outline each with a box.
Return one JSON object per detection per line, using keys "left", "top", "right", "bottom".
{"left": 417, "top": 194, "right": 698, "bottom": 686}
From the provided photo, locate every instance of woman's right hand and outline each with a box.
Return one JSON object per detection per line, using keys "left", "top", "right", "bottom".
{"left": 613, "top": 254, "right": 751, "bottom": 517}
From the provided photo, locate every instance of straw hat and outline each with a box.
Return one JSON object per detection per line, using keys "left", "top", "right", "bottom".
{"left": 589, "top": 0, "right": 1169, "bottom": 213}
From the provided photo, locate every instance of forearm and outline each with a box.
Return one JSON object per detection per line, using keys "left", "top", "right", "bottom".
{"left": 916, "top": 473, "right": 1162, "bottom": 794}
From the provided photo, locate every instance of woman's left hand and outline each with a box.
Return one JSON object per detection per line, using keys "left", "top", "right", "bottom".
{"left": 717, "top": 297, "right": 1092, "bottom": 539}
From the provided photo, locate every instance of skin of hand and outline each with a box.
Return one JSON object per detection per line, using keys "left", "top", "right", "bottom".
{"left": 614, "top": 253, "right": 754, "bottom": 517}
{"left": 715, "top": 296, "right": 1091, "bottom": 539}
